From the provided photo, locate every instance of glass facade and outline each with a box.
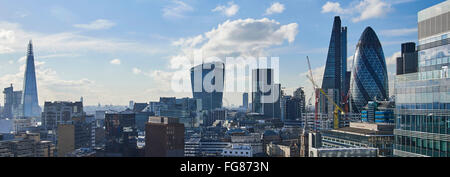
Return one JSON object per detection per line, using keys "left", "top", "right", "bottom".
{"left": 22, "top": 40, "right": 41, "bottom": 118}
{"left": 394, "top": 1, "right": 450, "bottom": 157}
{"left": 350, "top": 27, "right": 389, "bottom": 113}
{"left": 190, "top": 62, "right": 225, "bottom": 111}
{"left": 321, "top": 16, "right": 347, "bottom": 113}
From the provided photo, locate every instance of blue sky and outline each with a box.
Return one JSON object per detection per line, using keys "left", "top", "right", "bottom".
{"left": 0, "top": 0, "right": 445, "bottom": 106}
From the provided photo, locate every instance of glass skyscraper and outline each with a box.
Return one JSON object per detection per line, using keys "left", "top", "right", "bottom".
{"left": 252, "top": 68, "right": 281, "bottom": 119}
{"left": 321, "top": 16, "right": 347, "bottom": 114}
{"left": 394, "top": 1, "right": 450, "bottom": 157}
{"left": 350, "top": 27, "right": 389, "bottom": 113}
{"left": 22, "top": 40, "right": 41, "bottom": 118}
{"left": 190, "top": 62, "right": 225, "bottom": 111}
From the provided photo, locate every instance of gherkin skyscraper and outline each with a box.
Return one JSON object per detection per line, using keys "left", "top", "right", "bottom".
{"left": 22, "top": 40, "right": 41, "bottom": 118}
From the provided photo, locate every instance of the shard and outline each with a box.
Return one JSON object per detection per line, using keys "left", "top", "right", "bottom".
{"left": 22, "top": 40, "right": 41, "bottom": 118}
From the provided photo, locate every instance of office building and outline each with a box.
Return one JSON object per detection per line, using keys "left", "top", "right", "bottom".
{"left": 222, "top": 144, "right": 253, "bottom": 157}
{"left": 2, "top": 84, "right": 22, "bottom": 119}
{"left": 22, "top": 40, "right": 41, "bottom": 118}
{"left": 145, "top": 116, "right": 184, "bottom": 157}
{"left": 185, "top": 137, "right": 231, "bottom": 157}
{"left": 252, "top": 68, "right": 281, "bottom": 119}
{"left": 104, "top": 110, "right": 138, "bottom": 157}
{"left": 361, "top": 100, "right": 395, "bottom": 123}
{"left": 0, "top": 132, "right": 54, "bottom": 157}
{"left": 394, "top": 1, "right": 450, "bottom": 157}
{"left": 397, "top": 42, "right": 418, "bottom": 75}
{"left": 190, "top": 62, "right": 225, "bottom": 111}
{"left": 350, "top": 27, "right": 389, "bottom": 113}
{"left": 243, "top": 92, "right": 249, "bottom": 110}
{"left": 322, "top": 122, "right": 395, "bottom": 157}
{"left": 321, "top": 16, "right": 348, "bottom": 114}
{"left": 309, "top": 147, "right": 378, "bottom": 157}
{"left": 42, "top": 101, "right": 84, "bottom": 131}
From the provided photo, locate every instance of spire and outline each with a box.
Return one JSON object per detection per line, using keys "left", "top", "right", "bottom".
{"left": 27, "top": 40, "right": 33, "bottom": 56}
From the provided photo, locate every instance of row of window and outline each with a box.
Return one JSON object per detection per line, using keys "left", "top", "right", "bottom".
{"left": 395, "top": 135, "right": 449, "bottom": 157}
{"left": 396, "top": 114, "right": 450, "bottom": 134}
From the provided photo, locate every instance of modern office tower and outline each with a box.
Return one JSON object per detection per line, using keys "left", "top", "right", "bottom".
{"left": 285, "top": 96, "right": 301, "bottom": 121}
{"left": 204, "top": 108, "right": 226, "bottom": 127}
{"left": 104, "top": 110, "right": 138, "bottom": 157}
{"left": 293, "top": 87, "right": 306, "bottom": 119}
{"left": 190, "top": 62, "right": 225, "bottom": 111}
{"left": 22, "top": 40, "right": 41, "bottom": 118}
{"left": 397, "top": 42, "right": 418, "bottom": 75}
{"left": 243, "top": 93, "right": 249, "bottom": 110}
{"left": 252, "top": 69, "right": 281, "bottom": 119}
{"left": 361, "top": 100, "right": 395, "bottom": 123}
{"left": 350, "top": 27, "right": 389, "bottom": 113}
{"left": 394, "top": 1, "right": 450, "bottom": 157}
{"left": 157, "top": 97, "right": 200, "bottom": 128}
{"left": 2, "top": 84, "right": 22, "bottom": 119}
{"left": 321, "top": 122, "right": 395, "bottom": 157}
{"left": 145, "top": 116, "right": 185, "bottom": 157}
{"left": 321, "top": 16, "right": 348, "bottom": 114}
{"left": 42, "top": 101, "right": 84, "bottom": 131}
{"left": 222, "top": 144, "right": 253, "bottom": 157}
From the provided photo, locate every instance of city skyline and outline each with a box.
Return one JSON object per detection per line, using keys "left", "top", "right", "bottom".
{"left": 0, "top": 0, "right": 443, "bottom": 106}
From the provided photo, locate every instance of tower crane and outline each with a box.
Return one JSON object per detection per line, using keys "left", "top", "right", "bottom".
{"left": 306, "top": 56, "right": 345, "bottom": 129}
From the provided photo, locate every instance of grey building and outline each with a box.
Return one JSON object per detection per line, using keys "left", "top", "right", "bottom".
{"left": 394, "top": 1, "right": 450, "bottom": 157}
{"left": 252, "top": 68, "right": 281, "bottom": 119}
{"left": 190, "top": 62, "right": 225, "bottom": 111}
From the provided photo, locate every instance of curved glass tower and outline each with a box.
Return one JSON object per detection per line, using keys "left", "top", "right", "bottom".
{"left": 22, "top": 40, "right": 41, "bottom": 118}
{"left": 350, "top": 27, "right": 389, "bottom": 112}
{"left": 190, "top": 62, "right": 225, "bottom": 111}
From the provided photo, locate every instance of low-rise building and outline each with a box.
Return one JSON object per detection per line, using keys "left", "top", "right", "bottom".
{"left": 222, "top": 144, "right": 252, "bottom": 157}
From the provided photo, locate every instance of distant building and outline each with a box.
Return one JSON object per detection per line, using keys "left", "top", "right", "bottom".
{"left": 22, "top": 40, "right": 41, "bottom": 118}
{"left": 242, "top": 93, "right": 249, "bottom": 110}
{"left": 185, "top": 138, "right": 230, "bottom": 157}
{"left": 145, "top": 116, "right": 185, "bottom": 157}
{"left": 309, "top": 147, "right": 378, "bottom": 157}
{"left": 104, "top": 110, "right": 138, "bottom": 157}
{"left": 396, "top": 42, "right": 418, "bottom": 75}
{"left": 42, "top": 101, "right": 84, "bottom": 131}
{"left": 2, "top": 84, "right": 22, "bottom": 119}
{"left": 361, "top": 100, "right": 395, "bottom": 123}
{"left": 252, "top": 68, "right": 281, "bottom": 119}
{"left": 322, "top": 122, "right": 395, "bottom": 157}
{"left": 0, "top": 132, "right": 55, "bottom": 157}
{"left": 57, "top": 117, "right": 93, "bottom": 157}
{"left": 190, "top": 62, "right": 225, "bottom": 111}
{"left": 222, "top": 144, "right": 253, "bottom": 157}
{"left": 266, "top": 141, "right": 300, "bottom": 157}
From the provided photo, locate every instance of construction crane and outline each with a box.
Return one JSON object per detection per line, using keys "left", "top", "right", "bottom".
{"left": 306, "top": 56, "right": 345, "bottom": 129}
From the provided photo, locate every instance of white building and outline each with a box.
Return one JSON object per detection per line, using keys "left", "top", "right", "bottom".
{"left": 222, "top": 144, "right": 253, "bottom": 157}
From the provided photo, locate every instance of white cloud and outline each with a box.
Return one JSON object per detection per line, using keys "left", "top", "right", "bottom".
{"left": 110, "top": 59, "right": 121, "bottom": 65}
{"left": 73, "top": 19, "right": 116, "bottom": 30}
{"left": 163, "top": 0, "right": 194, "bottom": 19}
{"left": 298, "top": 65, "right": 325, "bottom": 104}
{"left": 0, "top": 21, "right": 165, "bottom": 55}
{"left": 265, "top": 2, "right": 285, "bottom": 15}
{"left": 212, "top": 1, "right": 239, "bottom": 17}
{"left": 380, "top": 28, "right": 418, "bottom": 37}
{"left": 132, "top": 68, "right": 142, "bottom": 75}
{"left": 321, "top": 0, "right": 392, "bottom": 22}
{"left": 385, "top": 51, "right": 401, "bottom": 66}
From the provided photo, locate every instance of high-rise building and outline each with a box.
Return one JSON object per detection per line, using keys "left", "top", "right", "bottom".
{"left": 252, "top": 69, "right": 281, "bottom": 119}
{"left": 104, "top": 110, "right": 138, "bottom": 157}
{"left": 22, "top": 40, "right": 41, "bottom": 118}
{"left": 242, "top": 93, "right": 249, "bottom": 110}
{"left": 394, "top": 1, "right": 450, "bottom": 157}
{"left": 361, "top": 100, "right": 395, "bottom": 123}
{"left": 145, "top": 116, "right": 185, "bottom": 157}
{"left": 2, "top": 84, "right": 22, "bottom": 119}
{"left": 321, "top": 16, "right": 348, "bottom": 114}
{"left": 350, "top": 27, "right": 389, "bottom": 113}
{"left": 397, "top": 42, "right": 418, "bottom": 75}
{"left": 42, "top": 101, "right": 84, "bottom": 131}
{"left": 190, "top": 62, "right": 225, "bottom": 111}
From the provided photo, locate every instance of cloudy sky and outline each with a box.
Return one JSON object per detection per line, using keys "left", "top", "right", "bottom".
{"left": 0, "top": 0, "right": 444, "bottom": 106}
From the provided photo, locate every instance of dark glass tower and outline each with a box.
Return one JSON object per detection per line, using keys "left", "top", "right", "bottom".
{"left": 190, "top": 62, "right": 225, "bottom": 111}
{"left": 321, "top": 16, "right": 347, "bottom": 113}
{"left": 350, "top": 27, "right": 389, "bottom": 113}
{"left": 252, "top": 68, "right": 281, "bottom": 119}
{"left": 22, "top": 40, "right": 41, "bottom": 118}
